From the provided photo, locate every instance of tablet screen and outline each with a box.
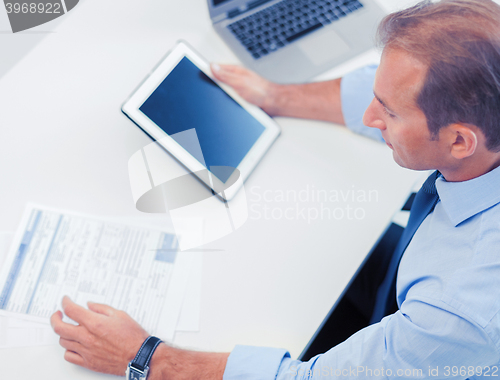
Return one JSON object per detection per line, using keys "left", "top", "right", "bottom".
{"left": 139, "top": 57, "right": 266, "bottom": 183}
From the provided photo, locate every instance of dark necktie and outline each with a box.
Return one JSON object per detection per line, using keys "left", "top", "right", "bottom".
{"left": 369, "top": 171, "right": 440, "bottom": 324}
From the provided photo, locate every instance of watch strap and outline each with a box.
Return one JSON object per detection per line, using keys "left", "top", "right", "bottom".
{"left": 130, "top": 336, "right": 163, "bottom": 372}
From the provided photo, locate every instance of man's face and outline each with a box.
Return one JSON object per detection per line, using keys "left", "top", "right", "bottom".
{"left": 362, "top": 48, "right": 448, "bottom": 171}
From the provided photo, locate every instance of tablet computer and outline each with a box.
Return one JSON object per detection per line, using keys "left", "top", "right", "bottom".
{"left": 122, "top": 41, "right": 280, "bottom": 201}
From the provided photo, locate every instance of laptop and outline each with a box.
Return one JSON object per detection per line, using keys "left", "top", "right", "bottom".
{"left": 208, "top": 0, "right": 386, "bottom": 83}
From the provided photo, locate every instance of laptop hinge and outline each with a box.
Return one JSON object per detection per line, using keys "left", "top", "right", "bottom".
{"left": 227, "top": 7, "right": 243, "bottom": 19}
{"left": 248, "top": 0, "right": 273, "bottom": 11}
{"left": 226, "top": 0, "right": 273, "bottom": 19}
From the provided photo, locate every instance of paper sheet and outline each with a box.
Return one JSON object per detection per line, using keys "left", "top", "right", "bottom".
{"left": 0, "top": 212, "right": 203, "bottom": 348}
{"left": 0, "top": 231, "right": 58, "bottom": 347}
{"left": 0, "top": 205, "right": 194, "bottom": 345}
{"left": 118, "top": 216, "right": 203, "bottom": 333}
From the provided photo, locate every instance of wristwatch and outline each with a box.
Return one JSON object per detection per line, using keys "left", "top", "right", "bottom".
{"left": 126, "top": 336, "right": 163, "bottom": 380}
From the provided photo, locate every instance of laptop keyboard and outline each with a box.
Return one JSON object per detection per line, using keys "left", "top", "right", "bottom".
{"left": 227, "top": 0, "right": 364, "bottom": 59}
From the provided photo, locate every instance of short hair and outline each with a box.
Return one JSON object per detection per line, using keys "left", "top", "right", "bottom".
{"left": 377, "top": 0, "right": 500, "bottom": 152}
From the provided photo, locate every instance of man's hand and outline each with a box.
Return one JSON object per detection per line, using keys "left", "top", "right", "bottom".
{"left": 211, "top": 63, "right": 345, "bottom": 124}
{"left": 50, "top": 296, "right": 149, "bottom": 376}
{"left": 51, "top": 296, "right": 229, "bottom": 380}
{"left": 211, "top": 63, "right": 278, "bottom": 114}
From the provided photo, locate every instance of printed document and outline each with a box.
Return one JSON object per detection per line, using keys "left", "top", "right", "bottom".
{"left": 0, "top": 205, "right": 194, "bottom": 341}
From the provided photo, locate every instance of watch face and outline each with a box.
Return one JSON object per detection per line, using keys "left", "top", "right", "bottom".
{"left": 127, "top": 366, "right": 146, "bottom": 380}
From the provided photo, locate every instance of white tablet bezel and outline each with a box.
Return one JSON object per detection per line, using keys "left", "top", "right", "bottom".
{"left": 122, "top": 41, "right": 280, "bottom": 201}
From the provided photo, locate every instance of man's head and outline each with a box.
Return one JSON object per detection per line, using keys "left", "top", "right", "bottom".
{"left": 363, "top": 0, "right": 500, "bottom": 180}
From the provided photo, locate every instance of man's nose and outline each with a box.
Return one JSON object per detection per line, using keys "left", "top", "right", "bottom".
{"left": 362, "top": 98, "right": 386, "bottom": 131}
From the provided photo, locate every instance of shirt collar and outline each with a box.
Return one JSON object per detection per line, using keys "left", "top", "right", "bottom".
{"left": 435, "top": 164, "right": 500, "bottom": 226}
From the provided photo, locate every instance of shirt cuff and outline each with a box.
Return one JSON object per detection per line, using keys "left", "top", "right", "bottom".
{"left": 340, "top": 64, "right": 384, "bottom": 142}
{"left": 223, "top": 345, "right": 290, "bottom": 380}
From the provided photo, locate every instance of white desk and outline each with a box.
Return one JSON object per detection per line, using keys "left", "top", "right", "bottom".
{"left": 0, "top": 0, "right": 422, "bottom": 378}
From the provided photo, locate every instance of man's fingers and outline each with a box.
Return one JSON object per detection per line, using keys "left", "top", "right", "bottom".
{"left": 210, "top": 63, "right": 224, "bottom": 80}
{"left": 211, "top": 63, "right": 249, "bottom": 84}
{"left": 64, "top": 350, "right": 85, "bottom": 367}
{"left": 62, "top": 296, "right": 94, "bottom": 326}
{"left": 60, "top": 337, "right": 82, "bottom": 353}
{"left": 87, "top": 301, "right": 115, "bottom": 317}
{"left": 50, "top": 310, "right": 82, "bottom": 341}
{"left": 50, "top": 310, "right": 63, "bottom": 324}
{"left": 211, "top": 63, "right": 242, "bottom": 74}
{"left": 211, "top": 65, "right": 232, "bottom": 83}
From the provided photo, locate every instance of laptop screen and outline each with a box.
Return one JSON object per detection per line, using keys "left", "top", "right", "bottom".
{"left": 208, "top": 0, "right": 247, "bottom": 19}
{"left": 213, "top": 0, "right": 232, "bottom": 5}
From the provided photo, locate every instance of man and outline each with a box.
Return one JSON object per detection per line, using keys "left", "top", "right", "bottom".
{"left": 51, "top": 0, "right": 500, "bottom": 378}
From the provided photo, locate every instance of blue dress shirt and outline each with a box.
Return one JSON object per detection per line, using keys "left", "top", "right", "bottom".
{"left": 223, "top": 65, "right": 500, "bottom": 379}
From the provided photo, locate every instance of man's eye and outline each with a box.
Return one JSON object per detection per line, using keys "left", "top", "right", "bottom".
{"left": 383, "top": 107, "right": 396, "bottom": 118}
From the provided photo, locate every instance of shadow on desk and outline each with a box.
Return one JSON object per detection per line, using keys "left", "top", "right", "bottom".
{"left": 300, "top": 193, "right": 416, "bottom": 361}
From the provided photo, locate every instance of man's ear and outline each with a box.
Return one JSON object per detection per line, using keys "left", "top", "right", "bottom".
{"left": 448, "top": 124, "right": 478, "bottom": 160}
